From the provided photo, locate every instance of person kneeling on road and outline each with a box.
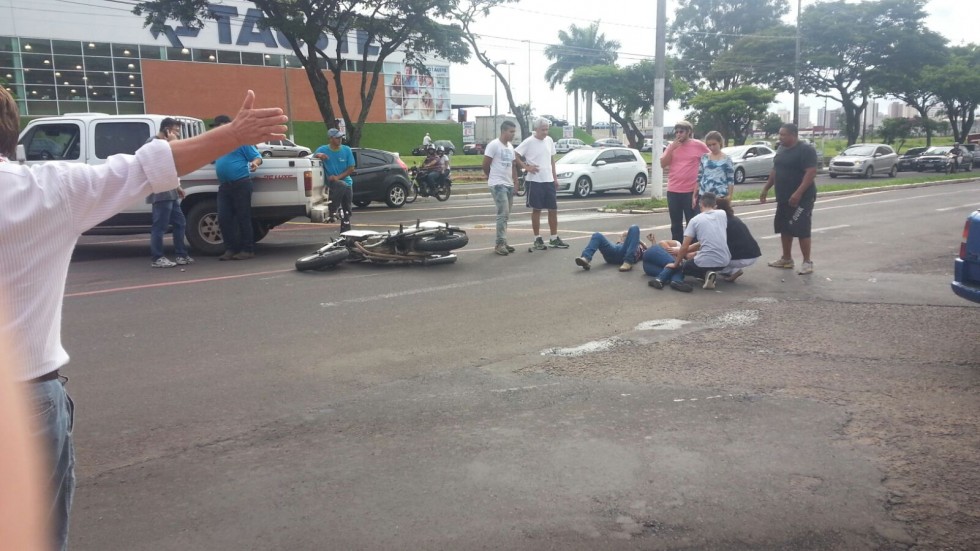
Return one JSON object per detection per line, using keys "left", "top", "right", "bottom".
{"left": 718, "top": 201, "right": 761, "bottom": 282}
{"left": 575, "top": 224, "right": 647, "bottom": 272}
{"left": 649, "top": 192, "right": 730, "bottom": 292}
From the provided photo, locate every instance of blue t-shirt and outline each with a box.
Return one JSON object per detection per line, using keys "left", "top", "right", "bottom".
{"left": 314, "top": 144, "right": 356, "bottom": 187}
{"left": 215, "top": 145, "right": 260, "bottom": 183}
{"left": 697, "top": 154, "right": 734, "bottom": 197}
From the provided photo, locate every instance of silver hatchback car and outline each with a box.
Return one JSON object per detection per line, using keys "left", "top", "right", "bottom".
{"left": 829, "top": 143, "right": 898, "bottom": 178}
{"left": 256, "top": 138, "right": 312, "bottom": 158}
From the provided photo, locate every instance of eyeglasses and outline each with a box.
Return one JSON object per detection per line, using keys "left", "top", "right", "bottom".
{"left": 674, "top": 128, "right": 688, "bottom": 133}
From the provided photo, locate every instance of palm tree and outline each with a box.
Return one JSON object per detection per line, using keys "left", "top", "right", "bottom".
{"left": 544, "top": 22, "right": 620, "bottom": 130}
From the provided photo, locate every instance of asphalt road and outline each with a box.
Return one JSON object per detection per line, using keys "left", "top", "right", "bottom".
{"left": 63, "top": 179, "right": 979, "bottom": 550}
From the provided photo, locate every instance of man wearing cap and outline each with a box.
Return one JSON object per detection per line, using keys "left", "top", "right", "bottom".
{"left": 661, "top": 120, "right": 709, "bottom": 242}
{"left": 212, "top": 114, "right": 262, "bottom": 260}
{"left": 314, "top": 128, "right": 356, "bottom": 232}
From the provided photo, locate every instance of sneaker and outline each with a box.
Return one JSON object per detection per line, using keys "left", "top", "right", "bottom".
{"left": 768, "top": 257, "right": 794, "bottom": 269}
{"left": 532, "top": 237, "right": 547, "bottom": 250}
{"left": 670, "top": 280, "right": 693, "bottom": 293}
{"left": 504, "top": 243, "right": 516, "bottom": 253}
{"left": 797, "top": 260, "right": 814, "bottom": 275}
{"left": 151, "top": 257, "right": 176, "bottom": 268}
{"left": 218, "top": 251, "right": 236, "bottom": 261}
{"left": 619, "top": 262, "right": 633, "bottom": 272}
{"left": 549, "top": 236, "right": 570, "bottom": 249}
{"left": 494, "top": 244, "right": 509, "bottom": 256}
{"left": 723, "top": 269, "right": 743, "bottom": 283}
{"left": 575, "top": 257, "right": 591, "bottom": 270}
{"left": 703, "top": 271, "right": 717, "bottom": 290}
{"left": 648, "top": 278, "right": 664, "bottom": 289}
{"left": 175, "top": 256, "right": 195, "bottom": 265}
{"left": 232, "top": 251, "right": 255, "bottom": 260}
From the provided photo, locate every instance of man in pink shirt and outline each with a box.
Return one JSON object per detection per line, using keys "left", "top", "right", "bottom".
{"left": 660, "top": 120, "right": 709, "bottom": 241}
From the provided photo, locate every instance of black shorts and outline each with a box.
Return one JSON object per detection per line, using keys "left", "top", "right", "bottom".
{"left": 774, "top": 199, "right": 814, "bottom": 238}
{"left": 526, "top": 181, "right": 558, "bottom": 210}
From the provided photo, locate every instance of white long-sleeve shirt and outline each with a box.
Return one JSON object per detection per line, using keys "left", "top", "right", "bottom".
{"left": 0, "top": 139, "right": 179, "bottom": 380}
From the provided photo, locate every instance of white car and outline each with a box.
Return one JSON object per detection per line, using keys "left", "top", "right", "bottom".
{"left": 829, "top": 143, "right": 898, "bottom": 178}
{"left": 723, "top": 144, "right": 776, "bottom": 184}
{"left": 257, "top": 138, "right": 312, "bottom": 158}
{"left": 556, "top": 147, "right": 649, "bottom": 198}
{"left": 555, "top": 138, "right": 586, "bottom": 153}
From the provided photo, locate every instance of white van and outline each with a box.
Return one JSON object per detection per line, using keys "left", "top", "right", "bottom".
{"left": 555, "top": 138, "right": 586, "bottom": 153}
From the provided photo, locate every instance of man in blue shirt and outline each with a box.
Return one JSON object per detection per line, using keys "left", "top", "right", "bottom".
{"left": 314, "top": 128, "right": 356, "bottom": 232}
{"left": 213, "top": 114, "right": 262, "bottom": 260}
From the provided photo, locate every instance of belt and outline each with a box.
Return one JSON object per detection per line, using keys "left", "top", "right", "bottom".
{"left": 28, "top": 370, "right": 60, "bottom": 384}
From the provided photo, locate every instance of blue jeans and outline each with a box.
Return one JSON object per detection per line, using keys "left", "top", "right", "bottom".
{"left": 217, "top": 178, "right": 254, "bottom": 254}
{"left": 150, "top": 199, "right": 188, "bottom": 260}
{"left": 667, "top": 191, "right": 699, "bottom": 242}
{"left": 489, "top": 185, "right": 513, "bottom": 245}
{"left": 581, "top": 225, "right": 640, "bottom": 265}
{"left": 643, "top": 244, "right": 675, "bottom": 276}
{"left": 29, "top": 378, "right": 75, "bottom": 551}
{"left": 656, "top": 258, "right": 723, "bottom": 283}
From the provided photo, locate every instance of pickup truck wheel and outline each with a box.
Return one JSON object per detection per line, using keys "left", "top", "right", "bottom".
{"left": 295, "top": 248, "right": 349, "bottom": 271}
{"left": 384, "top": 184, "right": 408, "bottom": 208}
{"left": 186, "top": 200, "right": 225, "bottom": 256}
{"left": 413, "top": 232, "right": 469, "bottom": 252}
{"left": 261, "top": 151, "right": 272, "bottom": 158}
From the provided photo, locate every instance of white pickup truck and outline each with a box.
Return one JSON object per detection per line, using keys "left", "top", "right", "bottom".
{"left": 17, "top": 113, "right": 328, "bottom": 255}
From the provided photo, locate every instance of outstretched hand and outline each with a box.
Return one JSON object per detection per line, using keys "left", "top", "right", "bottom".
{"left": 230, "top": 90, "right": 288, "bottom": 146}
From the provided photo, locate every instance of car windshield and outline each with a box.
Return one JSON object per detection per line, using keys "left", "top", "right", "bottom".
{"left": 924, "top": 147, "right": 952, "bottom": 155}
{"left": 558, "top": 149, "right": 598, "bottom": 164}
{"left": 841, "top": 145, "right": 877, "bottom": 157}
{"left": 722, "top": 146, "right": 749, "bottom": 157}
{"left": 903, "top": 148, "right": 926, "bottom": 156}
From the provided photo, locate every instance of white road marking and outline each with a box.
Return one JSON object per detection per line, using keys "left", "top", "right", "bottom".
{"left": 541, "top": 337, "right": 626, "bottom": 357}
{"left": 935, "top": 204, "right": 979, "bottom": 212}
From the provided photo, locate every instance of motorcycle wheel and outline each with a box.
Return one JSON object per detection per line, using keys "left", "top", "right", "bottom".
{"left": 295, "top": 248, "right": 350, "bottom": 271}
{"left": 434, "top": 184, "right": 451, "bottom": 202}
{"left": 413, "top": 232, "right": 469, "bottom": 252}
{"left": 405, "top": 183, "right": 419, "bottom": 204}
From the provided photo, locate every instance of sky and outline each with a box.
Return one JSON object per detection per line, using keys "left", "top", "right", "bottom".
{"left": 449, "top": 0, "right": 968, "bottom": 126}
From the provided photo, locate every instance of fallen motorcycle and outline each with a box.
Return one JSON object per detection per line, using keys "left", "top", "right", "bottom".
{"left": 406, "top": 166, "right": 452, "bottom": 203}
{"left": 295, "top": 220, "right": 468, "bottom": 272}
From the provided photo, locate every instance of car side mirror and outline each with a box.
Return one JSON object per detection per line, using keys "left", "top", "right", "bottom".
{"left": 744, "top": 153, "right": 756, "bottom": 158}
{"left": 595, "top": 160, "right": 607, "bottom": 166}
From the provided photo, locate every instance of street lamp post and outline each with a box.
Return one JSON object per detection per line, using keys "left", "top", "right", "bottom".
{"left": 492, "top": 59, "right": 513, "bottom": 118}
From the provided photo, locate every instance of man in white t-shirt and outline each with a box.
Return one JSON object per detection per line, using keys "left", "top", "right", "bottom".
{"left": 482, "top": 120, "right": 530, "bottom": 256}
{"left": 648, "top": 192, "right": 731, "bottom": 292}
{"left": 516, "top": 117, "right": 569, "bottom": 249}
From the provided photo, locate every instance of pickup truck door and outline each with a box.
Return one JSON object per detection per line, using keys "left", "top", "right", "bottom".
{"left": 18, "top": 121, "right": 84, "bottom": 162}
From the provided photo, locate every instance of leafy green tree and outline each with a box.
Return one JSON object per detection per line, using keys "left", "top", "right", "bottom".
{"left": 669, "top": 0, "right": 789, "bottom": 95}
{"left": 133, "top": 0, "right": 469, "bottom": 146}
{"left": 878, "top": 117, "right": 915, "bottom": 151}
{"left": 454, "top": 0, "right": 529, "bottom": 139}
{"left": 798, "top": 0, "right": 938, "bottom": 145}
{"left": 761, "top": 112, "right": 783, "bottom": 138}
{"left": 565, "top": 61, "right": 675, "bottom": 148}
{"left": 544, "top": 22, "right": 620, "bottom": 130}
{"left": 926, "top": 45, "right": 980, "bottom": 143}
{"left": 687, "top": 86, "right": 775, "bottom": 145}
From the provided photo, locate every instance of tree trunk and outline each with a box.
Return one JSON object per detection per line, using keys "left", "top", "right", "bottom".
{"left": 573, "top": 93, "right": 579, "bottom": 128}
{"left": 585, "top": 90, "right": 593, "bottom": 132}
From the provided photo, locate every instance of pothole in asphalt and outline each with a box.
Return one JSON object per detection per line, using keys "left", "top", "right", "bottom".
{"left": 541, "top": 337, "right": 627, "bottom": 357}
{"left": 634, "top": 319, "right": 691, "bottom": 331}
{"left": 707, "top": 309, "right": 759, "bottom": 328}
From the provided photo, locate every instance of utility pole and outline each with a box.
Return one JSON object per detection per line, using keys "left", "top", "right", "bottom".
{"left": 793, "top": 0, "right": 801, "bottom": 126}
{"left": 651, "top": 0, "right": 666, "bottom": 199}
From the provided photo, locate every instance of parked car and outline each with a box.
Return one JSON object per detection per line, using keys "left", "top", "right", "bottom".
{"left": 555, "top": 147, "right": 649, "bottom": 198}
{"left": 828, "top": 143, "right": 898, "bottom": 178}
{"left": 463, "top": 143, "right": 485, "bottom": 155}
{"left": 256, "top": 138, "right": 311, "bottom": 158}
{"left": 349, "top": 148, "right": 413, "bottom": 208}
{"left": 960, "top": 143, "right": 980, "bottom": 168}
{"left": 542, "top": 114, "right": 568, "bottom": 127}
{"left": 411, "top": 140, "right": 456, "bottom": 156}
{"left": 896, "top": 147, "right": 928, "bottom": 172}
{"left": 952, "top": 209, "right": 980, "bottom": 303}
{"left": 723, "top": 144, "right": 776, "bottom": 184}
{"left": 591, "top": 138, "right": 624, "bottom": 148}
{"left": 915, "top": 146, "right": 973, "bottom": 173}
{"left": 751, "top": 140, "right": 775, "bottom": 149}
{"left": 555, "top": 138, "right": 586, "bottom": 153}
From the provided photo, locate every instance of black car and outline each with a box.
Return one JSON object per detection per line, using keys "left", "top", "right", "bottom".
{"left": 347, "top": 148, "right": 412, "bottom": 208}
{"left": 914, "top": 146, "right": 973, "bottom": 173}
{"left": 896, "top": 147, "right": 927, "bottom": 171}
{"left": 543, "top": 114, "right": 568, "bottom": 127}
{"left": 411, "top": 140, "right": 456, "bottom": 156}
